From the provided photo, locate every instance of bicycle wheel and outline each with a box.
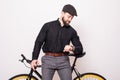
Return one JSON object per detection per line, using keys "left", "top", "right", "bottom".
{"left": 74, "top": 73, "right": 106, "bottom": 80}
{"left": 9, "top": 74, "right": 38, "bottom": 80}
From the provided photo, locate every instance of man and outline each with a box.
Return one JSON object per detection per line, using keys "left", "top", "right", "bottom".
{"left": 31, "top": 4, "right": 83, "bottom": 80}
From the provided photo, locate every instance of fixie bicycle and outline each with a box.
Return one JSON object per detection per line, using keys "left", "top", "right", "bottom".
{"left": 9, "top": 52, "right": 106, "bottom": 80}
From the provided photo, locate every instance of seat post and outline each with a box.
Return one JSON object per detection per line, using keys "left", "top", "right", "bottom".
{"left": 70, "top": 52, "right": 86, "bottom": 72}
{"left": 71, "top": 56, "right": 77, "bottom": 72}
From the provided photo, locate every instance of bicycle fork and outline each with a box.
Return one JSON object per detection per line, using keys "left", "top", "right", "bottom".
{"left": 26, "top": 69, "right": 34, "bottom": 80}
{"left": 27, "top": 69, "right": 42, "bottom": 80}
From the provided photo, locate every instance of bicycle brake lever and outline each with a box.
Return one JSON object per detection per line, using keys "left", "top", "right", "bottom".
{"left": 19, "top": 59, "right": 22, "bottom": 62}
{"left": 19, "top": 58, "right": 24, "bottom": 62}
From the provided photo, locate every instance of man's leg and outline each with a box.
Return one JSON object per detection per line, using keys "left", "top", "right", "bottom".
{"left": 57, "top": 56, "right": 72, "bottom": 80}
{"left": 41, "top": 55, "right": 56, "bottom": 80}
{"left": 42, "top": 67, "right": 55, "bottom": 80}
{"left": 57, "top": 66, "right": 72, "bottom": 80}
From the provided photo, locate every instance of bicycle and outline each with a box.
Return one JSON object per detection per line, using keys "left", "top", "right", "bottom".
{"left": 9, "top": 52, "right": 106, "bottom": 80}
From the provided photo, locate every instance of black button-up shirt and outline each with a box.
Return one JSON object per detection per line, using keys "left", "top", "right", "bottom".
{"left": 32, "top": 19, "right": 83, "bottom": 60}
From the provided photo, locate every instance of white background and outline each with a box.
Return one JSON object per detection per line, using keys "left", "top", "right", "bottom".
{"left": 0, "top": 0, "right": 120, "bottom": 80}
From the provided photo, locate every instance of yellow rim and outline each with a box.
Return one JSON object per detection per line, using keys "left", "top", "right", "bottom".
{"left": 11, "top": 75, "right": 36, "bottom": 80}
{"left": 75, "top": 73, "right": 105, "bottom": 80}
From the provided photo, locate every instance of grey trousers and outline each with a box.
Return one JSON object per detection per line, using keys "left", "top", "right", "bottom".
{"left": 41, "top": 55, "right": 72, "bottom": 80}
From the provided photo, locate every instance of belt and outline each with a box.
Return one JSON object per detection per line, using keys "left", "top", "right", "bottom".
{"left": 45, "top": 52, "right": 66, "bottom": 57}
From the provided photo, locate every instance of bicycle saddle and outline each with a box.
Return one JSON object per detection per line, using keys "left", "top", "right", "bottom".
{"left": 69, "top": 52, "right": 86, "bottom": 58}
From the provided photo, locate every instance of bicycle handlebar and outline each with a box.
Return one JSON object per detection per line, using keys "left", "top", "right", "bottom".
{"left": 19, "top": 54, "right": 31, "bottom": 63}
{"left": 19, "top": 54, "right": 41, "bottom": 67}
{"left": 19, "top": 52, "right": 85, "bottom": 68}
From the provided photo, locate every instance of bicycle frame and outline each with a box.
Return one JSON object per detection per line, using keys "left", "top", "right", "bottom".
{"left": 10, "top": 52, "right": 106, "bottom": 80}
{"left": 23, "top": 52, "right": 86, "bottom": 80}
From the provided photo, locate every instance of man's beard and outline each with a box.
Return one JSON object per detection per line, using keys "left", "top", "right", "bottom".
{"left": 62, "top": 17, "right": 70, "bottom": 26}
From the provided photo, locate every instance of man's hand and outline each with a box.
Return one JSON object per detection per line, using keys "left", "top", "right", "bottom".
{"left": 63, "top": 45, "right": 74, "bottom": 52}
{"left": 30, "top": 60, "right": 39, "bottom": 70}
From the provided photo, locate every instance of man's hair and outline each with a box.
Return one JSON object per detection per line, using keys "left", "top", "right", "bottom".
{"left": 62, "top": 4, "right": 77, "bottom": 16}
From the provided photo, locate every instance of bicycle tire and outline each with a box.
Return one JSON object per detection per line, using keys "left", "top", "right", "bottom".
{"left": 74, "top": 73, "right": 106, "bottom": 80}
{"left": 9, "top": 74, "right": 38, "bottom": 80}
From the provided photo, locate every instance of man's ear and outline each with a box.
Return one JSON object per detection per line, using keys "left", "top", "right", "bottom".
{"left": 61, "top": 11, "right": 65, "bottom": 17}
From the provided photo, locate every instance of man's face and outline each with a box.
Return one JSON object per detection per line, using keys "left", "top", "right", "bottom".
{"left": 62, "top": 12, "right": 74, "bottom": 26}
